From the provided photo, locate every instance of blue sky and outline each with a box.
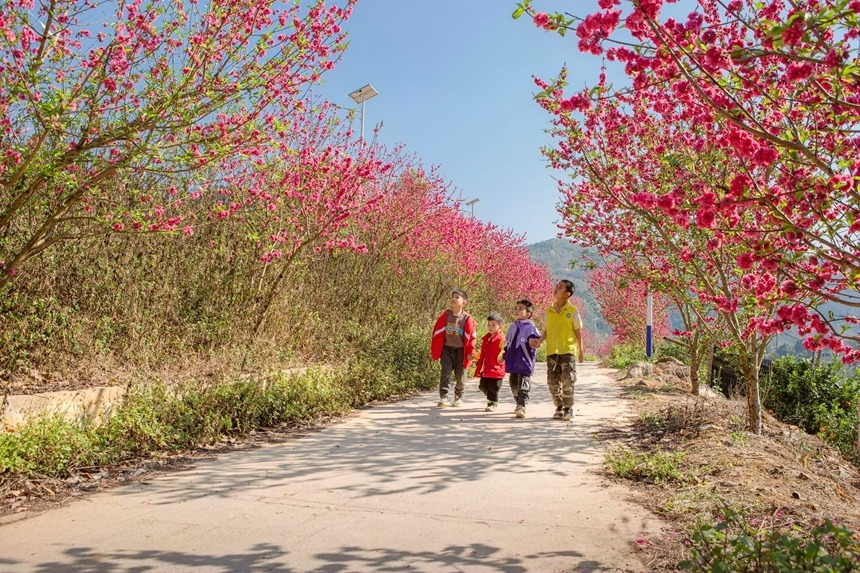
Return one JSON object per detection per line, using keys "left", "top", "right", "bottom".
{"left": 315, "top": 1, "right": 607, "bottom": 244}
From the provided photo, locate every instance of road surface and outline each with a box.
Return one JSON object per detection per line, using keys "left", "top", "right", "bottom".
{"left": 0, "top": 362, "right": 662, "bottom": 572}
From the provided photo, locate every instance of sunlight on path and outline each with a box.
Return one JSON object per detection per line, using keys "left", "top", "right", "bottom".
{"left": 0, "top": 362, "right": 662, "bottom": 573}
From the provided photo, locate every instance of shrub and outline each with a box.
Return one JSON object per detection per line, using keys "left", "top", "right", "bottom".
{"left": 0, "top": 415, "right": 99, "bottom": 476}
{"left": 655, "top": 342, "right": 690, "bottom": 365}
{"left": 763, "top": 356, "right": 859, "bottom": 463}
{"left": 604, "top": 343, "right": 648, "bottom": 369}
{"left": 680, "top": 506, "right": 860, "bottom": 572}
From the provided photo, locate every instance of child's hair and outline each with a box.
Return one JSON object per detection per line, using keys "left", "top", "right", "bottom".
{"left": 452, "top": 288, "right": 468, "bottom": 300}
{"left": 559, "top": 280, "right": 575, "bottom": 295}
{"left": 487, "top": 312, "right": 504, "bottom": 323}
{"left": 516, "top": 299, "right": 534, "bottom": 315}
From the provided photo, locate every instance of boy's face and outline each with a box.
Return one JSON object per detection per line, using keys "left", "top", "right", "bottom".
{"left": 487, "top": 319, "right": 502, "bottom": 333}
{"left": 513, "top": 303, "right": 531, "bottom": 320}
{"left": 554, "top": 281, "right": 571, "bottom": 301}
{"left": 450, "top": 293, "right": 466, "bottom": 311}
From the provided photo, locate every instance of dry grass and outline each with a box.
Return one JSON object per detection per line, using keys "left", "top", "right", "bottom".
{"left": 601, "top": 361, "right": 860, "bottom": 570}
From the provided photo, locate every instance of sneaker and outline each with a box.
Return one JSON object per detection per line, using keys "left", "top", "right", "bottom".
{"left": 437, "top": 400, "right": 452, "bottom": 408}
{"left": 484, "top": 401, "right": 497, "bottom": 412}
{"left": 562, "top": 407, "right": 573, "bottom": 421}
{"left": 515, "top": 405, "right": 526, "bottom": 418}
{"left": 552, "top": 407, "right": 564, "bottom": 420}
{"left": 452, "top": 397, "right": 463, "bottom": 407}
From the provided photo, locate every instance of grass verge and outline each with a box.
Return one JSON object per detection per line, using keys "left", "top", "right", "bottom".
{"left": 1, "top": 330, "right": 436, "bottom": 483}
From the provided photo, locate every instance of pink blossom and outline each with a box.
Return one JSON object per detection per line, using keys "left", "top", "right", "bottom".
{"left": 830, "top": 174, "right": 854, "bottom": 192}
{"left": 782, "top": 18, "right": 805, "bottom": 46}
{"left": 559, "top": 94, "right": 591, "bottom": 112}
{"left": 785, "top": 61, "right": 814, "bottom": 82}
{"left": 656, "top": 194, "right": 675, "bottom": 210}
{"left": 695, "top": 209, "right": 715, "bottom": 228}
{"left": 533, "top": 13, "right": 552, "bottom": 30}
{"left": 751, "top": 146, "right": 778, "bottom": 168}
{"left": 638, "top": 0, "right": 662, "bottom": 19}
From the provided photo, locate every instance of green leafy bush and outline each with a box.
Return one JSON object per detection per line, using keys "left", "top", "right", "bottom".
{"left": 681, "top": 506, "right": 860, "bottom": 572}
{"left": 655, "top": 342, "right": 690, "bottom": 365}
{"left": 763, "top": 356, "right": 859, "bottom": 462}
{"left": 604, "top": 343, "right": 648, "bottom": 369}
{"left": 0, "top": 415, "right": 99, "bottom": 476}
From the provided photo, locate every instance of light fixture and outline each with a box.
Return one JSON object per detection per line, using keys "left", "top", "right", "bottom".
{"left": 348, "top": 84, "right": 379, "bottom": 139}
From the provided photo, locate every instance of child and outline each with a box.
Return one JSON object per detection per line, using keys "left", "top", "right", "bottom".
{"left": 430, "top": 288, "right": 476, "bottom": 407}
{"left": 530, "top": 280, "right": 584, "bottom": 421}
{"left": 474, "top": 312, "right": 506, "bottom": 412}
{"left": 504, "top": 299, "right": 541, "bottom": 418}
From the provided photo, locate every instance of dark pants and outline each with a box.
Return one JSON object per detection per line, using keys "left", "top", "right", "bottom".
{"left": 508, "top": 373, "right": 531, "bottom": 406}
{"left": 479, "top": 377, "right": 504, "bottom": 402}
{"left": 547, "top": 354, "right": 576, "bottom": 408}
{"left": 439, "top": 345, "right": 465, "bottom": 399}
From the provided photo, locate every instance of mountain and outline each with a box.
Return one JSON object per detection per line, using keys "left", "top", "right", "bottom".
{"left": 527, "top": 238, "right": 612, "bottom": 339}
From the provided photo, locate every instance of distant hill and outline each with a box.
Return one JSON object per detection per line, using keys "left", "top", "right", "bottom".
{"left": 527, "top": 238, "right": 611, "bottom": 339}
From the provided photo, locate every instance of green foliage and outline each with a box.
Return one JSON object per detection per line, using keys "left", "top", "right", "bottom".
{"left": 681, "top": 506, "right": 860, "bottom": 572}
{"left": 0, "top": 415, "right": 99, "bottom": 476}
{"left": 604, "top": 446, "right": 689, "bottom": 484}
{"left": 655, "top": 341, "right": 691, "bottom": 365}
{"left": 0, "top": 330, "right": 435, "bottom": 480}
{"left": 604, "top": 343, "right": 647, "bottom": 369}
{"left": 763, "top": 356, "right": 859, "bottom": 462}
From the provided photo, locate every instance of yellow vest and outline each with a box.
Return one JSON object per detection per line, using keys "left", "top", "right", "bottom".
{"left": 545, "top": 301, "right": 582, "bottom": 356}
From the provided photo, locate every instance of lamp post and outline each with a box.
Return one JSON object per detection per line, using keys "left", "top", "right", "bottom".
{"left": 646, "top": 290, "right": 653, "bottom": 358}
{"left": 465, "top": 198, "right": 480, "bottom": 217}
{"left": 348, "top": 84, "right": 379, "bottom": 140}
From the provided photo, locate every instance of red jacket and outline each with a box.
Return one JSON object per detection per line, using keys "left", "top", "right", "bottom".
{"left": 430, "top": 310, "right": 477, "bottom": 368}
{"left": 474, "top": 332, "right": 505, "bottom": 379}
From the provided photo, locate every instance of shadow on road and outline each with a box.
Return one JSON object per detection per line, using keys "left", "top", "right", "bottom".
{"left": 118, "top": 364, "right": 619, "bottom": 506}
{"left": 12, "top": 542, "right": 615, "bottom": 573}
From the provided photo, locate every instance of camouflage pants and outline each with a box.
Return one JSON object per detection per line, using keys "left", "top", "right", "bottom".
{"left": 547, "top": 354, "right": 576, "bottom": 408}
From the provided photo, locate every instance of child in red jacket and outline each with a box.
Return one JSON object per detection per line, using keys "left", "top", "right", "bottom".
{"left": 430, "top": 288, "right": 476, "bottom": 407}
{"left": 474, "top": 312, "right": 506, "bottom": 412}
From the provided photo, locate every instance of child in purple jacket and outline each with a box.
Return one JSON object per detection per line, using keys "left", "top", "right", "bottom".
{"left": 504, "top": 299, "right": 541, "bottom": 419}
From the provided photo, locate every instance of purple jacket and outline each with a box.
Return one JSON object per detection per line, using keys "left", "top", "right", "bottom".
{"left": 504, "top": 319, "right": 540, "bottom": 375}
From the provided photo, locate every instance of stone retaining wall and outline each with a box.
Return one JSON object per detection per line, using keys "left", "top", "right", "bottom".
{"left": 1, "top": 386, "right": 126, "bottom": 430}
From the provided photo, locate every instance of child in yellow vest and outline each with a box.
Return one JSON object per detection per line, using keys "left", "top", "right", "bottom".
{"left": 530, "top": 280, "right": 584, "bottom": 420}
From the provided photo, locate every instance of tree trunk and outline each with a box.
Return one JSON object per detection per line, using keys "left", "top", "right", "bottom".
{"left": 705, "top": 343, "right": 715, "bottom": 390}
{"left": 689, "top": 347, "right": 701, "bottom": 396}
{"left": 745, "top": 368, "right": 762, "bottom": 435}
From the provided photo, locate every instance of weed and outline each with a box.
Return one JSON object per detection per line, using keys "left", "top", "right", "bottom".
{"left": 638, "top": 411, "right": 665, "bottom": 427}
{"left": 680, "top": 505, "right": 860, "bottom": 572}
{"left": 628, "top": 389, "right": 646, "bottom": 400}
{"left": 604, "top": 446, "right": 690, "bottom": 484}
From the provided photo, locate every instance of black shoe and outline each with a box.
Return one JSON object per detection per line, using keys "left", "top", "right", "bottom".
{"left": 562, "top": 408, "right": 573, "bottom": 421}
{"left": 552, "top": 407, "right": 564, "bottom": 420}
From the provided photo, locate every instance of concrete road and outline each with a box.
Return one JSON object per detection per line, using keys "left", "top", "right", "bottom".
{"left": 0, "top": 363, "right": 662, "bottom": 572}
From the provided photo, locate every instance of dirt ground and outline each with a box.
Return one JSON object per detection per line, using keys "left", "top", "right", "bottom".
{"left": 602, "top": 358, "right": 860, "bottom": 569}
